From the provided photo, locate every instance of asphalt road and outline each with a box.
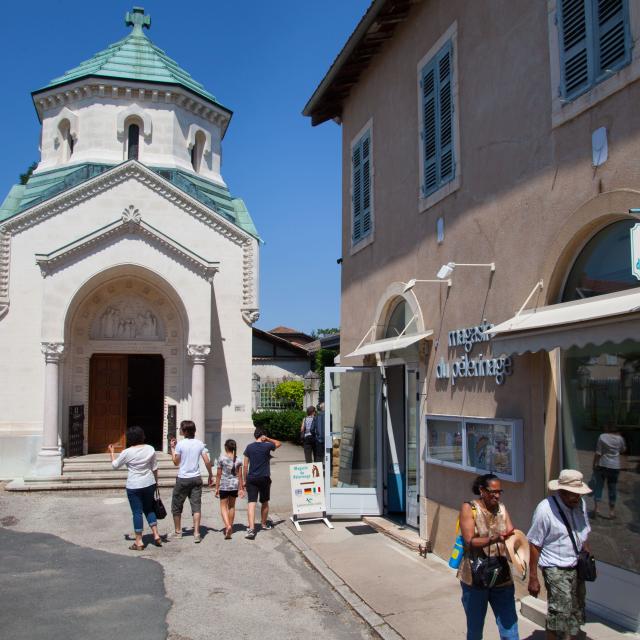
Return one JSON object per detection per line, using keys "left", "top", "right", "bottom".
{"left": 0, "top": 444, "right": 373, "bottom": 640}
{"left": 0, "top": 527, "right": 170, "bottom": 640}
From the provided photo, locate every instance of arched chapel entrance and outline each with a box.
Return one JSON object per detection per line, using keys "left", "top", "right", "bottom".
{"left": 64, "top": 271, "right": 188, "bottom": 454}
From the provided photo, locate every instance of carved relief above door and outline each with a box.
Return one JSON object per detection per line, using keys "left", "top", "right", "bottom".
{"left": 91, "top": 297, "right": 164, "bottom": 340}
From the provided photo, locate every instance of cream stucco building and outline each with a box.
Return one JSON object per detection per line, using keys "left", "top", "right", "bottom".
{"left": 0, "top": 8, "right": 260, "bottom": 478}
{"left": 305, "top": 0, "right": 640, "bottom": 631}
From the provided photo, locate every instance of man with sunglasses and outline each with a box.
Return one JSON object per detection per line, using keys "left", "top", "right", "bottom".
{"left": 527, "top": 469, "right": 592, "bottom": 640}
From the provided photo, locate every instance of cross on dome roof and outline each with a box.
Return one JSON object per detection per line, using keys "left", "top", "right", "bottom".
{"left": 33, "top": 6, "right": 229, "bottom": 113}
{"left": 125, "top": 7, "right": 151, "bottom": 34}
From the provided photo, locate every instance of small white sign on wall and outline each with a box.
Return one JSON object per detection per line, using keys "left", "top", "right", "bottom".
{"left": 592, "top": 127, "right": 608, "bottom": 167}
{"left": 630, "top": 223, "right": 640, "bottom": 281}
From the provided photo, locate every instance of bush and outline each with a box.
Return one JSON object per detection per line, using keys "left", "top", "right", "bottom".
{"left": 274, "top": 379, "right": 304, "bottom": 410}
{"left": 252, "top": 409, "right": 305, "bottom": 443}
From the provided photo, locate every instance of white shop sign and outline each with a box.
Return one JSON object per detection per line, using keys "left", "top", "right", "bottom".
{"left": 289, "top": 462, "right": 333, "bottom": 531}
{"left": 436, "top": 319, "right": 513, "bottom": 386}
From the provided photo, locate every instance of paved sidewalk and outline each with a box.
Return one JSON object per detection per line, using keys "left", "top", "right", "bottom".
{"left": 271, "top": 443, "right": 638, "bottom": 640}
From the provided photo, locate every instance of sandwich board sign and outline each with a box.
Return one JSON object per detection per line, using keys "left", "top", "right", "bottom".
{"left": 631, "top": 223, "right": 640, "bottom": 281}
{"left": 289, "top": 462, "right": 333, "bottom": 531}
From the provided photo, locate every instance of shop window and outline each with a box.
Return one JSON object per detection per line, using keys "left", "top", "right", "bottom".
{"left": 351, "top": 128, "right": 372, "bottom": 248}
{"left": 561, "top": 221, "right": 640, "bottom": 574}
{"left": 562, "top": 220, "right": 640, "bottom": 301}
{"left": 420, "top": 40, "right": 455, "bottom": 198}
{"left": 426, "top": 415, "right": 524, "bottom": 482}
{"left": 127, "top": 122, "right": 140, "bottom": 161}
{"left": 558, "top": 0, "right": 631, "bottom": 102}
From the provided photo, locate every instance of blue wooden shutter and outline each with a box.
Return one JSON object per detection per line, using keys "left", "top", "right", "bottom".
{"left": 421, "top": 41, "right": 455, "bottom": 198}
{"left": 361, "top": 134, "right": 372, "bottom": 237}
{"left": 352, "top": 141, "right": 363, "bottom": 243}
{"left": 437, "top": 41, "right": 454, "bottom": 184}
{"left": 559, "top": 0, "right": 591, "bottom": 98}
{"left": 421, "top": 60, "right": 437, "bottom": 196}
{"left": 595, "top": 0, "right": 629, "bottom": 77}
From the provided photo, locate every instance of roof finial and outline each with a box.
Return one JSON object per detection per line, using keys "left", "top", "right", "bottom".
{"left": 125, "top": 7, "right": 151, "bottom": 34}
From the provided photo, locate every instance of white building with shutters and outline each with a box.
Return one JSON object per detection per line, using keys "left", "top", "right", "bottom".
{"left": 0, "top": 7, "right": 260, "bottom": 478}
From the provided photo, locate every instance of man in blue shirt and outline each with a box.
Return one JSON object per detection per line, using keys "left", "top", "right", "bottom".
{"left": 243, "top": 428, "right": 281, "bottom": 539}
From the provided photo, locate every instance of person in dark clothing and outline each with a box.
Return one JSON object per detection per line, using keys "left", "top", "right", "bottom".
{"left": 243, "top": 428, "right": 281, "bottom": 539}
{"left": 300, "top": 406, "right": 321, "bottom": 463}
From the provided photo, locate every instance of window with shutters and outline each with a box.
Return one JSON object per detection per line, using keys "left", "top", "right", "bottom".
{"left": 558, "top": 0, "right": 631, "bottom": 101}
{"left": 420, "top": 40, "right": 455, "bottom": 200}
{"left": 420, "top": 42, "right": 455, "bottom": 198}
{"left": 417, "top": 30, "right": 460, "bottom": 213}
{"left": 351, "top": 127, "right": 373, "bottom": 249}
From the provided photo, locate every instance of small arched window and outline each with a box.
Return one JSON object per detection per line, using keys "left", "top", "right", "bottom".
{"left": 190, "top": 130, "right": 206, "bottom": 172}
{"left": 385, "top": 298, "right": 417, "bottom": 338}
{"left": 58, "top": 119, "right": 74, "bottom": 161}
{"left": 127, "top": 123, "right": 140, "bottom": 161}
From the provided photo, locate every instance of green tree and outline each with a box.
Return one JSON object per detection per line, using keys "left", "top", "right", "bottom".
{"left": 19, "top": 162, "right": 38, "bottom": 185}
{"left": 310, "top": 327, "right": 339, "bottom": 338}
{"left": 315, "top": 348, "right": 338, "bottom": 400}
{"left": 274, "top": 379, "right": 304, "bottom": 410}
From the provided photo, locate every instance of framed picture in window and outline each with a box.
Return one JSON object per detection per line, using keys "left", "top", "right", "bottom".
{"left": 426, "top": 415, "right": 524, "bottom": 482}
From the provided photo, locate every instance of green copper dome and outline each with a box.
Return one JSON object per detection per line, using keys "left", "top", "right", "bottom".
{"left": 34, "top": 7, "right": 229, "bottom": 113}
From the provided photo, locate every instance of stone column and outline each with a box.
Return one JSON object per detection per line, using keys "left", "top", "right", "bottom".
{"left": 188, "top": 344, "right": 210, "bottom": 443}
{"left": 252, "top": 373, "right": 261, "bottom": 412}
{"left": 35, "top": 342, "right": 65, "bottom": 477}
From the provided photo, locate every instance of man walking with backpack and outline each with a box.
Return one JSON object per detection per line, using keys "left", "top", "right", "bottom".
{"left": 243, "top": 428, "right": 281, "bottom": 540}
{"left": 300, "top": 406, "right": 321, "bottom": 463}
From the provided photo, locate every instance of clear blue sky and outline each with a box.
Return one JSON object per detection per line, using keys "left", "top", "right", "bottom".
{"left": 0, "top": 1, "right": 370, "bottom": 334}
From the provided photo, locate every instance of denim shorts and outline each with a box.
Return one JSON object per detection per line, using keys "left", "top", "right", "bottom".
{"left": 171, "top": 477, "right": 203, "bottom": 515}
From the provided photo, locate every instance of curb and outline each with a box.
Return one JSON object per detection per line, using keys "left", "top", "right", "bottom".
{"left": 275, "top": 514, "right": 403, "bottom": 640}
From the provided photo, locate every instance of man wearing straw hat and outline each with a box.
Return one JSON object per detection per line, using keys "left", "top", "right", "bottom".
{"left": 527, "top": 469, "right": 592, "bottom": 640}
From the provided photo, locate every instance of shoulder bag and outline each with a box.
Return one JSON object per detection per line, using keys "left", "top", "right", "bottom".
{"left": 154, "top": 486, "right": 167, "bottom": 520}
{"left": 552, "top": 497, "right": 596, "bottom": 582}
{"left": 468, "top": 502, "right": 511, "bottom": 589}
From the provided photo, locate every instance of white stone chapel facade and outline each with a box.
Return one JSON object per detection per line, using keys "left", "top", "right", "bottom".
{"left": 0, "top": 8, "right": 260, "bottom": 478}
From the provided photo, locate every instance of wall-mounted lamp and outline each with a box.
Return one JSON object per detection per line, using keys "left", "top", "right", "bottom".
{"left": 629, "top": 208, "right": 640, "bottom": 215}
{"left": 436, "top": 262, "right": 496, "bottom": 279}
{"left": 402, "top": 278, "right": 452, "bottom": 293}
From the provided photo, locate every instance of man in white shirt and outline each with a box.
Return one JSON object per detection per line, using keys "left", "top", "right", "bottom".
{"left": 169, "top": 420, "right": 213, "bottom": 543}
{"left": 527, "top": 469, "right": 592, "bottom": 640}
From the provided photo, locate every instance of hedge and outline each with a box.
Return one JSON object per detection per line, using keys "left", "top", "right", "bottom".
{"left": 252, "top": 409, "right": 305, "bottom": 443}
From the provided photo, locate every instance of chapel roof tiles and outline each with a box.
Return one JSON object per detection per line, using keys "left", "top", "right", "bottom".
{"left": 34, "top": 7, "right": 230, "bottom": 114}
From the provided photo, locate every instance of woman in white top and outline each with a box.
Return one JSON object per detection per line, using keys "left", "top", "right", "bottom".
{"left": 592, "top": 421, "right": 626, "bottom": 519}
{"left": 109, "top": 426, "right": 163, "bottom": 551}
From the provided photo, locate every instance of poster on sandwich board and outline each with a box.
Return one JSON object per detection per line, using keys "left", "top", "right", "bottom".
{"left": 290, "top": 462, "right": 326, "bottom": 516}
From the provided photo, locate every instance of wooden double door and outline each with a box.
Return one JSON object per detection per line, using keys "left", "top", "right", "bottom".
{"left": 88, "top": 354, "right": 164, "bottom": 453}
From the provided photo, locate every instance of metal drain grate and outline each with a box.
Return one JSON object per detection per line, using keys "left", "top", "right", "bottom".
{"left": 345, "top": 524, "right": 378, "bottom": 536}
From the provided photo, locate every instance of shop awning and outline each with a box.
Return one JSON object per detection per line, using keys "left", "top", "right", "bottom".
{"left": 346, "top": 331, "right": 433, "bottom": 358}
{"left": 486, "top": 288, "right": 640, "bottom": 354}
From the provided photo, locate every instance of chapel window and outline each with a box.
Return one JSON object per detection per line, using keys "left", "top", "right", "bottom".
{"left": 58, "top": 119, "right": 74, "bottom": 161}
{"left": 191, "top": 130, "right": 206, "bottom": 172}
{"left": 127, "top": 123, "right": 140, "bottom": 161}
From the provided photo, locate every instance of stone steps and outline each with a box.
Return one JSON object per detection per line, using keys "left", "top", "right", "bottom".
{"left": 4, "top": 452, "right": 211, "bottom": 492}
{"left": 5, "top": 477, "right": 185, "bottom": 491}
